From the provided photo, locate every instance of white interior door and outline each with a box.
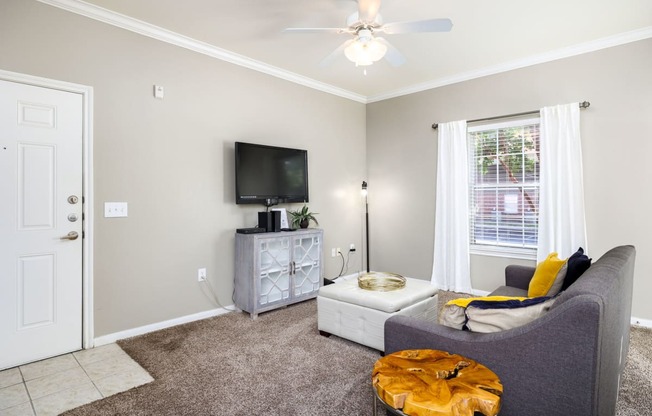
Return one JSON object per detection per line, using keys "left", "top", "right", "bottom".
{"left": 0, "top": 79, "right": 83, "bottom": 370}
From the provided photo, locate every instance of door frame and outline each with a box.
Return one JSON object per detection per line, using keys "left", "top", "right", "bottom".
{"left": 0, "top": 68, "right": 94, "bottom": 350}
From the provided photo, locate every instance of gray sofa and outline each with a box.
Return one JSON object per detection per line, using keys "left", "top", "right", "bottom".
{"left": 384, "top": 245, "right": 636, "bottom": 416}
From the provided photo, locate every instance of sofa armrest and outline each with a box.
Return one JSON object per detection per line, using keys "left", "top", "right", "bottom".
{"left": 505, "top": 265, "right": 535, "bottom": 290}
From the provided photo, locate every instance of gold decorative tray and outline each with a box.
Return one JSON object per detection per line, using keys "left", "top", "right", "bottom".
{"left": 358, "top": 272, "right": 406, "bottom": 292}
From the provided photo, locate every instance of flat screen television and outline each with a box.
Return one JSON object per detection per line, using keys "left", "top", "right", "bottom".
{"left": 235, "top": 141, "right": 309, "bottom": 206}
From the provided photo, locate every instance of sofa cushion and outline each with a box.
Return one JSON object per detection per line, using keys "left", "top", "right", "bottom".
{"left": 560, "top": 247, "right": 592, "bottom": 291}
{"left": 528, "top": 252, "right": 568, "bottom": 297}
{"left": 489, "top": 285, "right": 528, "bottom": 297}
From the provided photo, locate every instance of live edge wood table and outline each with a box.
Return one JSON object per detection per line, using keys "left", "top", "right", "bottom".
{"left": 372, "top": 349, "right": 503, "bottom": 416}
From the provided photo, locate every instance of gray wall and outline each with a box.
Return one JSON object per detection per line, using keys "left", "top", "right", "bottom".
{"left": 0, "top": 0, "right": 366, "bottom": 336}
{"left": 367, "top": 38, "right": 652, "bottom": 320}
{"left": 2, "top": 0, "right": 650, "bottom": 338}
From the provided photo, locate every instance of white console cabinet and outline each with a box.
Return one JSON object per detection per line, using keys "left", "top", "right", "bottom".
{"left": 234, "top": 229, "right": 323, "bottom": 318}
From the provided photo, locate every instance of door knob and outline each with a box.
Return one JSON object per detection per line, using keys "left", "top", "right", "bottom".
{"left": 60, "top": 231, "right": 79, "bottom": 240}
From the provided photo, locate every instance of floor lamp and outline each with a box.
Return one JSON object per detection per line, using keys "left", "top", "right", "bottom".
{"left": 361, "top": 181, "right": 369, "bottom": 273}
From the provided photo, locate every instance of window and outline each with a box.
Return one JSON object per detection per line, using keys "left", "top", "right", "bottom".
{"left": 468, "top": 118, "right": 540, "bottom": 258}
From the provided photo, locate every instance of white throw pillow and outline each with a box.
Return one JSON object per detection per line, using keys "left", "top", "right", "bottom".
{"left": 465, "top": 297, "right": 556, "bottom": 333}
{"left": 439, "top": 303, "right": 466, "bottom": 330}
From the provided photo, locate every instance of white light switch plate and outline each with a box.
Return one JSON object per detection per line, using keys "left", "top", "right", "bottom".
{"left": 104, "top": 202, "right": 128, "bottom": 218}
{"left": 153, "top": 85, "right": 164, "bottom": 98}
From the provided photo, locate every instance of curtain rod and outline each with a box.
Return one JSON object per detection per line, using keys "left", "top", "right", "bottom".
{"left": 431, "top": 101, "right": 590, "bottom": 130}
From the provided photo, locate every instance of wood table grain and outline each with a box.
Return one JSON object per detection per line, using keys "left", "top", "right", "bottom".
{"left": 373, "top": 349, "right": 502, "bottom": 416}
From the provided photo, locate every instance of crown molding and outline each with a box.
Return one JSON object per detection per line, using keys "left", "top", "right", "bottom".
{"left": 36, "top": 0, "right": 367, "bottom": 103}
{"left": 367, "top": 26, "right": 652, "bottom": 103}
{"left": 36, "top": 0, "right": 652, "bottom": 105}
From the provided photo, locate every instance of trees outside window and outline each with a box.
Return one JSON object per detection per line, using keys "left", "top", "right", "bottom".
{"left": 468, "top": 118, "right": 540, "bottom": 255}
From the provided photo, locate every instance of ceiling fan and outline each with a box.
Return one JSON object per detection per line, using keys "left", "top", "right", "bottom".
{"left": 283, "top": 0, "right": 453, "bottom": 68}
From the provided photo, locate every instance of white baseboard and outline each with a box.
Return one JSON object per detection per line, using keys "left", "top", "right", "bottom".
{"left": 93, "top": 305, "right": 236, "bottom": 347}
{"left": 631, "top": 317, "right": 652, "bottom": 329}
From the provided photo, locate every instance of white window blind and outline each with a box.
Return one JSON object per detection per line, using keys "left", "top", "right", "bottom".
{"left": 468, "top": 118, "right": 540, "bottom": 257}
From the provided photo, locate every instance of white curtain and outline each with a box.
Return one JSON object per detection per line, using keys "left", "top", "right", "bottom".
{"left": 431, "top": 120, "right": 472, "bottom": 293}
{"left": 537, "top": 103, "right": 587, "bottom": 261}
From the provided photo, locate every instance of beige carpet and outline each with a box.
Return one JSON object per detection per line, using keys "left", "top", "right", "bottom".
{"left": 65, "top": 300, "right": 381, "bottom": 415}
{"left": 64, "top": 295, "right": 652, "bottom": 415}
{"left": 616, "top": 325, "right": 652, "bottom": 415}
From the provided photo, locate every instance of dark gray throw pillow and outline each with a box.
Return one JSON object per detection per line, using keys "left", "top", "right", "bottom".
{"left": 561, "top": 247, "right": 592, "bottom": 291}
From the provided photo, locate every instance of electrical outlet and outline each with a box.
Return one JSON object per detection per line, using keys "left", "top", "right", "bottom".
{"left": 198, "top": 268, "right": 207, "bottom": 282}
{"left": 331, "top": 248, "right": 336, "bottom": 257}
{"left": 350, "top": 243, "right": 356, "bottom": 251}
{"left": 337, "top": 247, "right": 342, "bottom": 255}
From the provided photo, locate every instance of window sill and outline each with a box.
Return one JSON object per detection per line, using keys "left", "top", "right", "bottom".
{"left": 470, "top": 244, "right": 537, "bottom": 261}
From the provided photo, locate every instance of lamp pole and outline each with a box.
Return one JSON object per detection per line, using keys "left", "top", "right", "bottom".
{"left": 362, "top": 181, "right": 369, "bottom": 273}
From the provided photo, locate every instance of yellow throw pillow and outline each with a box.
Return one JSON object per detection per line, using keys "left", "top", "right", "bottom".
{"left": 447, "top": 296, "right": 528, "bottom": 308}
{"left": 528, "top": 252, "right": 568, "bottom": 297}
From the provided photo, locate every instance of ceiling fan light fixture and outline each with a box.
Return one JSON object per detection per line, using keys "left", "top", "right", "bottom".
{"left": 344, "top": 36, "right": 387, "bottom": 66}
{"left": 285, "top": 0, "right": 452, "bottom": 68}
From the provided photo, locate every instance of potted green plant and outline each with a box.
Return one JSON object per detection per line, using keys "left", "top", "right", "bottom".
{"left": 288, "top": 205, "right": 319, "bottom": 229}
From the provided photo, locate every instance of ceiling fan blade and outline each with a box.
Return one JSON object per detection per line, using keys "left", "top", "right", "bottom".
{"left": 283, "top": 27, "right": 349, "bottom": 34}
{"left": 381, "top": 18, "right": 453, "bottom": 34}
{"left": 319, "top": 39, "right": 355, "bottom": 67}
{"left": 358, "top": 0, "right": 381, "bottom": 23}
{"left": 375, "top": 37, "right": 406, "bottom": 67}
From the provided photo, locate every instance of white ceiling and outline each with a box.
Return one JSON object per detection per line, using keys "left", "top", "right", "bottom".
{"left": 44, "top": 0, "right": 652, "bottom": 102}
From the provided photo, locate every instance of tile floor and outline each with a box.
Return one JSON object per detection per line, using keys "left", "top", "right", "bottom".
{"left": 0, "top": 343, "right": 153, "bottom": 416}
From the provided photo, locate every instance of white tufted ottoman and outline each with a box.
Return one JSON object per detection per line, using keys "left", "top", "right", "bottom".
{"left": 317, "top": 275, "right": 438, "bottom": 351}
